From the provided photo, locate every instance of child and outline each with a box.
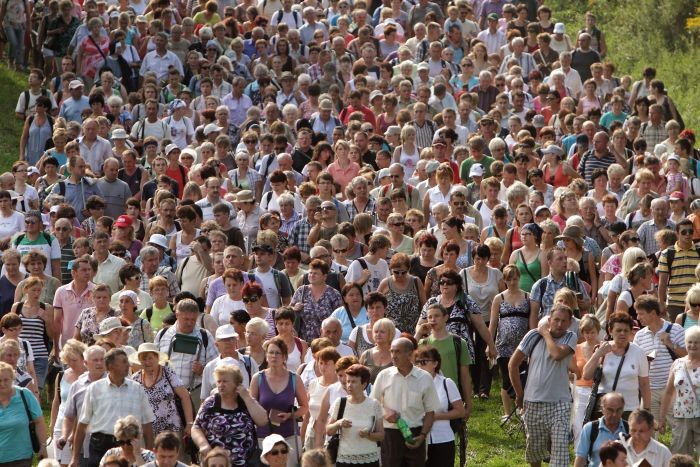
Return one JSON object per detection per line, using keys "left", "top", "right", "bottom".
{"left": 140, "top": 276, "right": 174, "bottom": 331}
{"left": 668, "top": 191, "right": 687, "bottom": 224}
{"left": 664, "top": 154, "right": 685, "bottom": 195}
{"left": 443, "top": 5, "right": 462, "bottom": 34}
{"left": 80, "top": 195, "right": 107, "bottom": 236}
{"left": 0, "top": 314, "right": 37, "bottom": 384}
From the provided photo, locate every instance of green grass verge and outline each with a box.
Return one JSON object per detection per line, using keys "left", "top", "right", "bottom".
{"left": 0, "top": 66, "right": 27, "bottom": 171}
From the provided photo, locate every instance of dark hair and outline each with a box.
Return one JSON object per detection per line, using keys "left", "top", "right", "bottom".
{"left": 475, "top": 244, "right": 491, "bottom": 259}
{"left": 440, "top": 239, "right": 461, "bottom": 257}
{"left": 599, "top": 441, "right": 626, "bottom": 464}
{"left": 341, "top": 282, "right": 364, "bottom": 307}
{"left": 230, "top": 309, "right": 250, "bottom": 324}
{"left": 365, "top": 291, "right": 387, "bottom": 307}
{"left": 591, "top": 168, "right": 608, "bottom": 184}
{"left": 607, "top": 311, "right": 635, "bottom": 332}
{"left": 443, "top": 216, "right": 465, "bottom": 232}
{"left": 417, "top": 232, "right": 438, "bottom": 249}
{"left": 274, "top": 307, "right": 296, "bottom": 323}
{"left": 629, "top": 408, "right": 654, "bottom": 427}
{"left": 265, "top": 336, "right": 288, "bottom": 356}
{"left": 308, "top": 258, "right": 330, "bottom": 275}
{"left": 154, "top": 431, "right": 182, "bottom": 451}
{"left": 676, "top": 219, "right": 693, "bottom": 232}
{"left": 414, "top": 345, "right": 441, "bottom": 372}
{"left": 439, "top": 269, "right": 462, "bottom": 290}
{"left": 283, "top": 246, "right": 301, "bottom": 261}
{"left": 344, "top": 363, "right": 371, "bottom": 385}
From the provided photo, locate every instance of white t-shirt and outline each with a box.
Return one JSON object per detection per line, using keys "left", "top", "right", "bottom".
{"left": 430, "top": 374, "right": 462, "bottom": 444}
{"left": 200, "top": 354, "right": 257, "bottom": 399}
{"left": 597, "top": 342, "right": 649, "bottom": 411}
{"left": 255, "top": 269, "right": 281, "bottom": 308}
{"left": 345, "top": 257, "right": 389, "bottom": 295}
{"left": 0, "top": 211, "right": 25, "bottom": 240}
{"left": 210, "top": 294, "right": 245, "bottom": 326}
{"left": 166, "top": 116, "right": 194, "bottom": 149}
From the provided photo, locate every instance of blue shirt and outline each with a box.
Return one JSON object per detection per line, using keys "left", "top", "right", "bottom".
{"left": 50, "top": 177, "right": 104, "bottom": 221}
{"left": 330, "top": 306, "right": 369, "bottom": 343}
{"left": 0, "top": 387, "right": 42, "bottom": 463}
{"left": 59, "top": 95, "right": 90, "bottom": 123}
{"left": 575, "top": 417, "right": 628, "bottom": 467}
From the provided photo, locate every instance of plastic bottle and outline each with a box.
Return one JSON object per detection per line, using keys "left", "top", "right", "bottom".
{"left": 396, "top": 417, "right": 415, "bottom": 443}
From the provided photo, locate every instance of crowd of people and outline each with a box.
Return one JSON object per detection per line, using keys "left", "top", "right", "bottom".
{"left": 0, "top": 0, "right": 698, "bottom": 465}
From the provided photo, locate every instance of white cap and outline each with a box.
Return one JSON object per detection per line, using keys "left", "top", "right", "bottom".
{"left": 260, "top": 434, "right": 291, "bottom": 465}
{"left": 378, "top": 168, "right": 391, "bottom": 179}
{"left": 215, "top": 324, "right": 238, "bottom": 340}
{"left": 148, "top": 233, "right": 168, "bottom": 249}
{"left": 553, "top": 23, "right": 565, "bottom": 34}
{"left": 667, "top": 154, "right": 680, "bottom": 163}
{"left": 165, "top": 143, "right": 180, "bottom": 155}
{"left": 469, "top": 163, "right": 485, "bottom": 177}
{"left": 204, "top": 123, "right": 223, "bottom": 135}
{"left": 69, "top": 79, "right": 84, "bottom": 89}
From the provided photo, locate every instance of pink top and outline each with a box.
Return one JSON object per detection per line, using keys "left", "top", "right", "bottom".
{"left": 52, "top": 281, "right": 95, "bottom": 347}
{"left": 327, "top": 161, "right": 360, "bottom": 197}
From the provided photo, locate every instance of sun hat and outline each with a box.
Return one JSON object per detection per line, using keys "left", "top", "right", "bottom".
{"left": 129, "top": 342, "right": 169, "bottom": 365}
{"left": 148, "top": 233, "right": 169, "bottom": 249}
{"left": 98, "top": 317, "right": 131, "bottom": 336}
{"left": 555, "top": 225, "right": 584, "bottom": 248}
{"left": 260, "top": 434, "right": 291, "bottom": 465}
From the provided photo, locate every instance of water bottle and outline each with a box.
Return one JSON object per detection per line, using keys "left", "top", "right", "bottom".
{"left": 396, "top": 417, "right": 414, "bottom": 443}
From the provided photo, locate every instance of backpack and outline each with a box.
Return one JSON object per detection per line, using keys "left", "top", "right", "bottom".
{"left": 27, "top": 114, "right": 54, "bottom": 133}
{"left": 241, "top": 354, "right": 253, "bottom": 384}
{"left": 156, "top": 327, "right": 210, "bottom": 352}
{"left": 664, "top": 245, "right": 700, "bottom": 270}
{"left": 588, "top": 418, "right": 629, "bottom": 459}
{"left": 137, "top": 118, "right": 168, "bottom": 142}
{"left": 275, "top": 9, "right": 300, "bottom": 26}
{"left": 22, "top": 88, "right": 50, "bottom": 117}
{"left": 247, "top": 268, "right": 287, "bottom": 298}
{"left": 14, "top": 231, "right": 53, "bottom": 247}
{"left": 533, "top": 278, "right": 550, "bottom": 318}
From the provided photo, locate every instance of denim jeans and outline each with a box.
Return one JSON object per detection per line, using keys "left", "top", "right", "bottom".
{"left": 3, "top": 23, "right": 25, "bottom": 67}
{"left": 33, "top": 356, "right": 49, "bottom": 389}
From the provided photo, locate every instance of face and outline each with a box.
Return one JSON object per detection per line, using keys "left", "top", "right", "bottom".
{"left": 154, "top": 448, "right": 179, "bottom": 467}
{"left": 629, "top": 419, "right": 652, "bottom": 446}
{"left": 548, "top": 309, "right": 572, "bottom": 337}
{"left": 176, "top": 311, "right": 199, "bottom": 334}
{"left": 609, "top": 322, "right": 631, "bottom": 345}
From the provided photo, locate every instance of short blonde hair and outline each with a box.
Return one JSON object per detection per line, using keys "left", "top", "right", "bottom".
{"left": 0, "top": 361, "right": 13, "bottom": 378}
{"left": 246, "top": 317, "right": 269, "bottom": 337}
{"left": 483, "top": 236, "right": 504, "bottom": 254}
{"left": 635, "top": 168, "right": 655, "bottom": 182}
{"left": 373, "top": 317, "right": 395, "bottom": 338}
{"left": 579, "top": 314, "right": 601, "bottom": 333}
{"left": 330, "top": 234, "right": 349, "bottom": 250}
{"left": 114, "top": 415, "right": 141, "bottom": 441}
{"left": 685, "top": 284, "right": 700, "bottom": 308}
{"left": 60, "top": 339, "right": 87, "bottom": 365}
{"left": 213, "top": 364, "right": 243, "bottom": 386}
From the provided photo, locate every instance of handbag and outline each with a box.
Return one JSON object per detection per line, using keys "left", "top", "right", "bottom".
{"left": 19, "top": 388, "right": 41, "bottom": 453}
{"left": 583, "top": 344, "right": 628, "bottom": 424}
{"left": 326, "top": 397, "right": 347, "bottom": 463}
{"left": 161, "top": 368, "right": 198, "bottom": 463}
{"left": 443, "top": 378, "right": 465, "bottom": 433}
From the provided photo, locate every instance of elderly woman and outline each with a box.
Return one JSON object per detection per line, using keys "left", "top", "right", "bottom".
{"left": 76, "top": 17, "right": 110, "bottom": 86}
{"left": 132, "top": 343, "right": 194, "bottom": 438}
{"left": 0, "top": 361, "right": 48, "bottom": 465}
{"left": 119, "top": 290, "right": 154, "bottom": 348}
{"left": 242, "top": 317, "right": 269, "bottom": 370}
{"left": 583, "top": 312, "right": 651, "bottom": 421}
{"left": 50, "top": 339, "right": 86, "bottom": 467}
{"left": 192, "top": 364, "right": 268, "bottom": 465}
{"left": 330, "top": 283, "right": 368, "bottom": 344}
{"left": 100, "top": 415, "right": 156, "bottom": 466}
{"left": 259, "top": 434, "right": 293, "bottom": 467}
{"left": 378, "top": 253, "right": 426, "bottom": 334}
{"left": 658, "top": 324, "right": 700, "bottom": 455}
{"left": 250, "top": 337, "right": 309, "bottom": 464}
{"left": 291, "top": 259, "right": 343, "bottom": 343}
{"left": 74, "top": 283, "right": 118, "bottom": 345}
{"left": 359, "top": 318, "right": 395, "bottom": 385}
{"left": 418, "top": 270, "right": 496, "bottom": 370}
{"left": 414, "top": 346, "right": 465, "bottom": 465}
{"left": 617, "top": 168, "right": 656, "bottom": 218}
{"left": 14, "top": 251, "right": 60, "bottom": 305}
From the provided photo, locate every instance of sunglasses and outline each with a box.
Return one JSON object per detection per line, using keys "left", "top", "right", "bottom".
{"left": 333, "top": 248, "right": 347, "bottom": 253}
{"left": 242, "top": 296, "right": 260, "bottom": 303}
{"left": 24, "top": 219, "right": 38, "bottom": 225}
{"left": 439, "top": 280, "right": 455, "bottom": 286}
{"left": 392, "top": 270, "right": 408, "bottom": 276}
{"left": 628, "top": 237, "right": 640, "bottom": 242}
{"left": 269, "top": 449, "right": 289, "bottom": 456}
{"left": 244, "top": 139, "right": 256, "bottom": 144}
{"left": 390, "top": 222, "right": 404, "bottom": 227}
{"left": 690, "top": 303, "right": 700, "bottom": 308}
{"left": 680, "top": 229, "right": 694, "bottom": 236}
{"left": 55, "top": 227, "right": 71, "bottom": 231}
{"left": 129, "top": 275, "right": 142, "bottom": 281}
{"left": 452, "top": 202, "right": 465, "bottom": 206}
{"left": 321, "top": 206, "right": 335, "bottom": 211}
{"left": 415, "top": 359, "right": 433, "bottom": 366}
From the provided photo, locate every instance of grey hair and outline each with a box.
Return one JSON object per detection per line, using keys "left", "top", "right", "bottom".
{"left": 139, "top": 246, "right": 160, "bottom": 260}
{"left": 114, "top": 415, "right": 141, "bottom": 441}
{"left": 321, "top": 316, "right": 342, "bottom": 329}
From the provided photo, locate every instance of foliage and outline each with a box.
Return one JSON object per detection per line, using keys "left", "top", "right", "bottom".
{"left": 0, "top": 66, "right": 27, "bottom": 170}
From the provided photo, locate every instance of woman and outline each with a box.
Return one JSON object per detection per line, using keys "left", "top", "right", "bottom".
{"left": 347, "top": 293, "right": 399, "bottom": 357}
{"left": 501, "top": 204, "right": 534, "bottom": 265}
{"left": 605, "top": 246, "right": 647, "bottom": 322}
{"left": 242, "top": 317, "right": 269, "bottom": 370}
{"left": 378, "top": 253, "right": 426, "bottom": 334}
{"left": 391, "top": 125, "right": 420, "bottom": 181}
{"left": 19, "top": 96, "right": 54, "bottom": 166}
{"left": 450, "top": 57, "right": 478, "bottom": 93}
{"left": 582, "top": 312, "right": 651, "bottom": 420}
{"left": 50, "top": 339, "right": 86, "bottom": 467}
{"left": 126, "top": 199, "right": 147, "bottom": 242}
{"left": 576, "top": 79, "right": 602, "bottom": 116}
{"left": 617, "top": 168, "right": 656, "bottom": 219}
{"left": 480, "top": 206, "right": 509, "bottom": 244}
{"left": 557, "top": 225, "right": 597, "bottom": 303}
{"left": 538, "top": 219, "right": 560, "bottom": 259}
{"left": 76, "top": 17, "right": 110, "bottom": 86}
{"left": 614, "top": 262, "right": 654, "bottom": 324}
{"left": 302, "top": 347, "right": 340, "bottom": 450}
{"left": 326, "top": 364, "right": 384, "bottom": 466}
{"left": 508, "top": 223, "right": 548, "bottom": 292}
{"left": 464, "top": 244, "right": 504, "bottom": 399}
{"left": 329, "top": 236, "right": 351, "bottom": 276}
{"left": 74, "top": 284, "right": 118, "bottom": 345}
{"left": 112, "top": 213, "right": 143, "bottom": 260}
{"left": 241, "top": 282, "right": 275, "bottom": 338}
{"left": 658, "top": 325, "right": 700, "bottom": 454}
{"left": 13, "top": 251, "right": 59, "bottom": 305}
{"left": 542, "top": 145, "right": 579, "bottom": 190}
{"left": 259, "top": 434, "right": 292, "bottom": 467}
{"left": 441, "top": 216, "right": 473, "bottom": 269}
{"left": 272, "top": 308, "right": 308, "bottom": 374}
{"left": 587, "top": 169, "right": 615, "bottom": 216}
{"left": 110, "top": 264, "right": 152, "bottom": 311}
{"left": 0, "top": 361, "right": 48, "bottom": 465}
{"left": 290, "top": 259, "right": 343, "bottom": 344}
{"left": 415, "top": 346, "right": 464, "bottom": 465}
{"left": 250, "top": 337, "right": 309, "bottom": 464}
{"left": 418, "top": 270, "right": 496, "bottom": 368}
{"left": 201, "top": 447, "right": 231, "bottom": 467}
{"left": 229, "top": 151, "right": 263, "bottom": 200}
{"left": 425, "top": 240, "right": 462, "bottom": 299}
{"left": 11, "top": 275, "right": 55, "bottom": 389}
{"left": 201, "top": 251, "right": 225, "bottom": 299}
{"left": 119, "top": 290, "right": 154, "bottom": 348}
{"left": 0, "top": 193, "right": 24, "bottom": 250}
{"left": 193, "top": 364, "right": 269, "bottom": 465}
{"left": 330, "top": 283, "right": 368, "bottom": 344}
{"left": 211, "top": 268, "right": 245, "bottom": 326}
{"left": 571, "top": 314, "right": 601, "bottom": 443}
{"left": 11, "top": 161, "right": 40, "bottom": 213}
{"left": 410, "top": 233, "right": 442, "bottom": 279}
{"left": 676, "top": 285, "right": 700, "bottom": 329}
{"left": 489, "top": 265, "right": 536, "bottom": 418}
{"left": 327, "top": 140, "right": 360, "bottom": 199}
{"left": 131, "top": 343, "right": 194, "bottom": 437}
{"left": 169, "top": 205, "right": 200, "bottom": 264}
{"left": 358, "top": 318, "right": 395, "bottom": 385}
{"left": 601, "top": 230, "right": 640, "bottom": 283}
{"left": 100, "top": 415, "right": 156, "bottom": 466}
{"left": 385, "top": 213, "right": 413, "bottom": 255}
{"left": 423, "top": 165, "right": 455, "bottom": 222}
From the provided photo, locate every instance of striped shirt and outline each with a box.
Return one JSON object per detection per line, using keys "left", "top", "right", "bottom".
{"left": 637, "top": 219, "right": 676, "bottom": 256}
{"left": 411, "top": 119, "right": 437, "bottom": 150}
{"left": 59, "top": 238, "right": 75, "bottom": 285}
{"left": 632, "top": 321, "right": 686, "bottom": 389}
{"left": 657, "top": 242, "right": 700, "bottom": 307}
{"left": 577, "top": 150, "right": 617, "bottom": 186}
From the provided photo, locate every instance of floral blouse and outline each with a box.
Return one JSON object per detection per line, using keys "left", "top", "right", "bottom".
{"left": 670, "top": 358, "right": 700, "bottom": 418}
{"left": 194, "top": 394, "right": 257, "bottom": 466}
{"left": 132, "top": 366, "right": 185, "bottom": 433}
{"left": 290, "top": 285, "right": 342, "bottom": 343}
{"left": 75, "top": 307, "right": 119, "bottom": 344}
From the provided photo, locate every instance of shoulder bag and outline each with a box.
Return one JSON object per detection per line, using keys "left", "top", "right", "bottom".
{"left": 19, "top": 388, "right": 40, "bottom": 453}
{"left": 326, "top": 397, "right": 347, "bottom": 463}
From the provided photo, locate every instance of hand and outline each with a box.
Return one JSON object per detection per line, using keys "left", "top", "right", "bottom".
{"left": 313, "top": 211, "right": 323, "bottom": 224}
{"left": 659, "top": 332, "right": 672, "bottom": 347}
{"left": 337, "top": 418, "right": 352, "bottom": 429}
{"left": 597, "top": 340, "right": 613, "bottom": 356}
{"left": 383, "top": 409, "right": 399, "bottom": 423}
{"left": 184, "top": 423, "right": 192, "bottom": 437}
{"left": 358, "top": 428, "right": 370, "bottom": 439}
{"left": 56, "top": 437, "right": 67, "bottom": 450}
{"left": 463, "top": 400, "right": 472, "bottom": 420}
{"left": 192, "top": 361, "right": 204, "bottom": 375}
{"left": 515, "top": 394, "right": 524, "bottom": 409}
{"left": 38, "top": 447, "right": 47, "bottom": 460}
{"left": 405, "top": 434, "right": 425, "bottom": 449}
{"left": 537, "top": 319, "right": 550, "bottom": 337}
{"left": 658, "top": 421, "right": 666, "bottom": 434}
{"left": 276, "top": 412, "right": 292, "bottom": 423}
{"left": 359, "top": 268, "right": 371, "bottom": 284}
{"left": 131, "top": 437, "right": 142, "bottom": 452}
{"left": 416, "top": 323, "right": 431, "bottom": 338}
{"left": 486, "top": 345, "right": 497, "bottom": 360}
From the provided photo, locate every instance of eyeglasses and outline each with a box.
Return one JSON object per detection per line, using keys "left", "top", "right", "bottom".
{"left": 680, "top": 229, "right": 694, "bottom": 236}
{"left": 389, "top": 222, "right": 404, "bottom": 227}
{"left": 55, "top": 227, "right": 71, "bottom": 231}
{"left": 452, "top": 202, "right": 465, "bottom": 206}
{"left": 242, "top": 296, "right": 260, "bottom": 303}
{"left": 439, "top": 280, "right": 455, "bottom": 286}
{"left": 24, "top": 219, "right": 37, "bottom": 225}
{"left": 269, "top": 449, "right": 289, "bottom": 456}
{"left": 333, "top": 248, "right": 347, "bottom": 253}
{"left": 392, "top": 270, "right": 408, "bottom": 276}
{"left": 415, "top": 359, "right": 433, "bottom": 366}
{"left": 244, "top": 139, "right": 256, "bottom": 144}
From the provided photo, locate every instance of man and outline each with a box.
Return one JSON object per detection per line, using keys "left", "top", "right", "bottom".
{"left": 408, "top": 0, "right": 444, "bottom": 27}
{"left": 410, "top": 102, "right": 439, "bottom": 150}
{"left": 251, "top": 243, "right": 293, "bottom": 307}
{"left": 531, "top": 247, "right": 590, "bottom": 320}
{"left": 143, "top": 432, "right": 188, "bottom": 467}
{"left": 577, "top": 131, "right": 618, "bottom": 185}
{"left": 59, "top": 346, "right": 106, "bottom": 467}
{"left": 291, "top": 129, "right": 314, "bottom": 173}
{"left": 96, "top": 158, "right": 131, "bottom": 218}
{"left": 637, "top": 198, "right": 675, "bottom": 255}
{"left": 200, "top": 325, "right": 257, "bottom": 400}
{"left": 11, "top": 210, "right": 61, "bottom": 280}
{"left": 154, "top": 299, "right": 218, "bottom": 410}
{"left": 288, "top": 196, "right": 322, "bottom": 261}
{"left": 632, "top": 294, "right": 686, "bottom": 426}
{"left": 139, "top": 32, "right": 184, "bottom": 83}
{"left": 460, "top": 136, "right": 495, "bottom": 183}
{"left": 270, "top": 0, "right": 303, "bottom": 29}
{"left": 139, "top": 246, "right": 180, "bottom": 301}
{"left": 235, "top": 190, "right": 263, "bottom": 253}
{"left": 16, "top": 68, "right": 57, "bottom": 119}
{"left": 508, "top": 304, "right": 577, "bottom": 467}
{"left": 570, "top": 33, "right": 600, "bottom": 82}
{"left": 78, "top": 119, "right": 113, "bottom": 178}
{"left": 304, "top": 317, "right": 354, "bottom": 362}
{"left": 221, "top": 77, "right": 251, "bottom": 128}
{"left": 579, "top": 196, "right": 611, "bottom": 251}
{"left": 558, "top": 51, "right": 583, "bottom": 98}
{"left": 449, "top": 186, "right": 483, "bottom": 229}
{"left": 574, "top": 393, "right": 629, "bottom": 467}
{"left": 339, "top": 92, "right": 377, "bottom": 134}
{"left": 71, "top": 348, "right": 155, "bottom": 467}
{"left": 196, "top": 177, "right": 234, "bottom": 221}
{"left": 470, "top": 70, "right": 499, "bottom": 114}
{"left": 476, "top": 13, "right": 506, "bottom": 54}
{"left": 308, "top": 200, "right": 340, "bottom": 246}
{"left": 176, "top": 235, "right": 213, "bottom": 297}
{"left": 298, "top": 7, "right": 327, "bottom": 45}
{"left": 130, "top": 99, "right": 172, "bottom": 147}
{"left": 371, "top": 338, "right": 440, "bottom": 467}
{"left": 533, "top": 33, "right": 559, "bottom": 75}
{"left": 53, "top": 217, "right": 76, "bottom": 284}
{"left": 58, "top": 80, "right": 90, "bottom": 123}
{"left": 92, "top": 232, "right": 126, "bottom": 294}
{"left": 499, "top": 37, "right": 537, "bottom": 77}
{"left": 376, "top": 164, "right": 421, "bottom": 209}
{"left": 620, "top": 409, "right": 672, "bottom": 466}
{"left": 53, "top": 255, "right": 94, "bottom": 348}
{"left": 657, "top": 219, "right": 700, "bottom": 321}
{"left": 439, "top": 108, "right": 469, "bottom": 145}
{"left": 474, "top": 177, "right": 504, "bottom": 228}
{"left": 310, "top": 100, "right": 341, "bottom": 144}
{"left": 415, "top": 160, "right": 439, "bottom": 200}
{"left": 640, "top": 104, "right": 666, "bottom": 148}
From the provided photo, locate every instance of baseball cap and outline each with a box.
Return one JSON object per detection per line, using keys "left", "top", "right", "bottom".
{"left": 469, "top": 163, "right": 485, "bottom": 178}
{"left": 204, "top": 123, "right": 223, "bottom": 135}
{"left": 667, "top": 154, "right": 680, "bottom": 163}
{"left": 487, "top": 13, "right": 499, "bottom": 21}
{"left": 114, "top": 215, "right": 133, "bottom": 228}
{"left": 378, "top": 168, "right": 391, "bottom": 179}
{"left": 669, "top": 191, "right": 685, "bottom": 201}
{"left": 385, "top": 126, "right": 401, "bottom": 137}
{"left": 165, "top": 143, "right": 180, "bottom": 155}
{"left": 369, "top": 90, "right": 383, "bottom": 102}
{"left": 426, "top": 160, "right": 440, "bottom": 173}
{"left": 69, "top": 79, "right": 84, "bottom": 89}
{"left": 252, "top": 243, "right": 274, "bottom": 254}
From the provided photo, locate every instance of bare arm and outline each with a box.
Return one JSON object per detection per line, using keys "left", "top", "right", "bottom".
{"left": 19, "top": 119, "right": 30, "bottom": 159}
{"left": 314, "top": 388, "right": 331, "bottom": 448}
{"left": 657, "top": 272, "right": 669, "bottom": 315}
{"left": 501, "top": 230, "right": 513, "bottom": 265}
{"left": 508, "top": 349, "right": 526, "bottom": 407}
{"left": 458, "top": 365, "right": 472, "bottom": 419}
{"left": 657, "top": 368, "right": 676, "bottom": 431}
{"left": 638, "top": 375, "right": 651, "bottom": 410}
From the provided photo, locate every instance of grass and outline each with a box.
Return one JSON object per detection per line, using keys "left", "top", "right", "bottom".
{"left": 0, "top": 65, "right": 27, "bottom": 170}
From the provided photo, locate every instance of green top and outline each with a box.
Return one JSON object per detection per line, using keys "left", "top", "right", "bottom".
{"left": 419, "top": 334, "right": 471, "bottom": 384}
{"left": 140, "top": 303, "right": 172, "bottom": 331}
{"left": 516, "top": 251, "right": 542, "bottom": 292}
